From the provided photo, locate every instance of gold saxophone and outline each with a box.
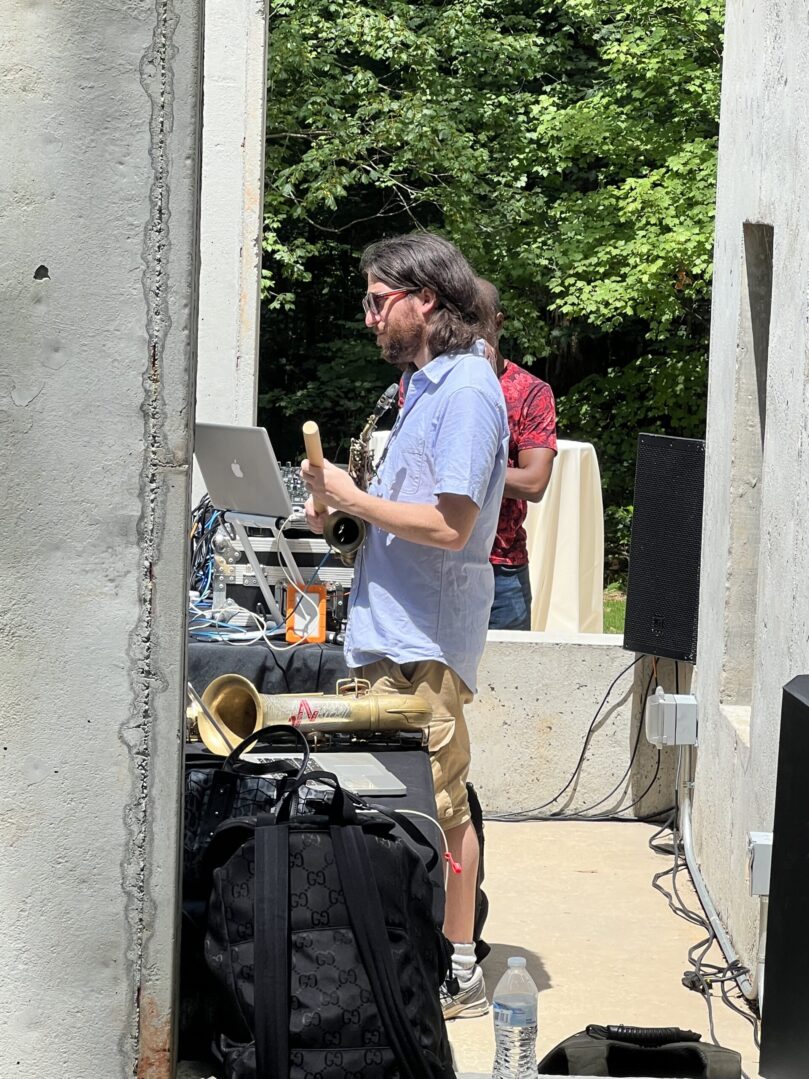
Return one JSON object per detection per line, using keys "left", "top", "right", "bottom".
{"left": 313, "top": 382, "right": 398, "bottom": 567}
{"left": 190, "top": 674, "right": 432, "bottom": 755}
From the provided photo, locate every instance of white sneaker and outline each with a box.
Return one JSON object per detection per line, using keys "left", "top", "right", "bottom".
{"left": 440, "top": 964, "right": 489, "bottom": 1019}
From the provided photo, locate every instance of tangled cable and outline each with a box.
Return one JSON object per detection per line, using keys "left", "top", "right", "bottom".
{"left": 188, "top": 497, "right": 328, "bottom": 652}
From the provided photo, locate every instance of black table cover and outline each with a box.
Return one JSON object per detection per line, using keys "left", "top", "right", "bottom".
{"left": 187, "top": 640, "right": 349, "bottom": 696}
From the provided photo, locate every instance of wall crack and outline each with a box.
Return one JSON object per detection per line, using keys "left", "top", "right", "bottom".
{"left": 121, "top": 1, "right": 179, "bottom": 1075}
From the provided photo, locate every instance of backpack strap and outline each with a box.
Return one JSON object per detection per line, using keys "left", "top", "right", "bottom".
{"left": 330, "top": 820, "right": 455, "bottom": 1079}
{"left": 254, "top": 815, "right": 290, "bottom": 1079}
{"left": 375, "top": 807, "right": 444, "bottom": 925}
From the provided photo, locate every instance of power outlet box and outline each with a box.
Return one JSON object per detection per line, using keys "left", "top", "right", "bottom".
{"left": 748, "top": 831, "right": 773, "bottom": 896}
{"left": 644, "top": 688, "right": 698, "bottom": 747}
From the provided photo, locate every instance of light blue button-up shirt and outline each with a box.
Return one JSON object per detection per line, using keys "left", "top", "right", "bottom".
{"left": 344, "top": 346, "right": 509, "bottom": 693}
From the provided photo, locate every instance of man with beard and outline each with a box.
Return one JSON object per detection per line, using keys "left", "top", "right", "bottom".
{"left": 301, "top": 232, "right": 508, "bottom": 1018}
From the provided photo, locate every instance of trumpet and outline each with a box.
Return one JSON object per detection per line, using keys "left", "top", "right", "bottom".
{"left": 303, "top": 383, "right": 398, "bottom": 566}
{"left": 191, "top": 673, "right": 432, "bottom": 756}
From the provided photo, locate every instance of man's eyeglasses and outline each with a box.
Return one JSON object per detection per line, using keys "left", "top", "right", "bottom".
{"left": 362, "top": 288, "right": 416, "bottom": 318}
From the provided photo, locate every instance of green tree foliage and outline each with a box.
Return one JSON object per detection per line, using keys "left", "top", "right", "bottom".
{"left": 260, "top": 0, "right": 723, "bottom": 576}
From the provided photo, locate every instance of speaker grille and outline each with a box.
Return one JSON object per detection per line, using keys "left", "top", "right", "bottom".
{"left": 623, "top": 434, "right": 705, "bottom": 661}
{"left": 760, "top": 676, "right": 809, "bottom": 1078}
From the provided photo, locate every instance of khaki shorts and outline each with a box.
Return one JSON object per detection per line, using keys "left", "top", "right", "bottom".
{"left": 353, "top": 658, "right": 473, "bottom": 831}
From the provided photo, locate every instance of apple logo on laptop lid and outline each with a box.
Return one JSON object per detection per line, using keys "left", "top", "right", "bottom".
{"left": 231, "top": 459, "right": 244, "bottom": 479}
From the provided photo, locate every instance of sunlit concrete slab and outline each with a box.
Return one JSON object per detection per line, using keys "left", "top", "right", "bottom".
{"left": 448, "top": 820, "right": 760, "bottom": 1078}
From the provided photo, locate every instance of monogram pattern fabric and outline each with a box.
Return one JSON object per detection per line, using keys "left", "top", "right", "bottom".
{"left": 184, "top": 768, "right": 321, "bottom": 901}
{"left": 205, "top": 815, "right": 453, "bottom": 1079}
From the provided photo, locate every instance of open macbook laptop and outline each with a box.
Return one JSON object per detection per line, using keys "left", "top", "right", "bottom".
{"left": 194, "top": 423, "right": 293, "bottom": 518}
{"left": 243, "top": 751, "right": 407, "bottom": 797}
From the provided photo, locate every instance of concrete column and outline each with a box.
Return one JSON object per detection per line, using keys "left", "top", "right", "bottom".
{"left": 692, "top": 0, "right": 809, "bottom": 976}
{"left": 193, "top": 0, "right": 269, "bottom": 499}
{"left": 0, "top": 3, "right": 203, "bottom": 1077}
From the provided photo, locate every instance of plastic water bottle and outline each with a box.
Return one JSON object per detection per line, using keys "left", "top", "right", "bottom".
{"left": 491, "top": 956, "right": 538, "bottom": 1079}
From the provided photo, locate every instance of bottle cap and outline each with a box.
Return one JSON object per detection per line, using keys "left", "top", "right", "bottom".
{"left": 507, "top": 956, "right": 527, "bottom": 968}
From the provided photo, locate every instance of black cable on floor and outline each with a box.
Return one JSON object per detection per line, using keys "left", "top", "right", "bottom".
{"left": 649, "top": 813, "right": 760, "bottom": 1075}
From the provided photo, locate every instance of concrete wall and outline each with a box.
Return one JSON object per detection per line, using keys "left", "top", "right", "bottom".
{"left": 0, "top": 4, "right": 202, "bottom": 1076}
{"left": 469, "top": 634, "right": 677, "bottom": 819}
{"left": 193, "top": 0, "right": 268, "bottom": 501}
{"left": 692, "top": 0, "right": 809, "bottom": 975}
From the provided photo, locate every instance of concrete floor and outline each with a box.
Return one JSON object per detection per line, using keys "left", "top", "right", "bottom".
{"left": 179, "top": 819, "right": 760, "bottom": 1079}
{"left": 450, "top": 820, "right": 760, "bottom": 1078}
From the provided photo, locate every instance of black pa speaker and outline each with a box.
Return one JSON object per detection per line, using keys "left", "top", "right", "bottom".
{"left": 760, "top": 676, "right": 809, "bottom": 1078}
{"left": 623, "top": 434, "right": 705, "bottom": 661}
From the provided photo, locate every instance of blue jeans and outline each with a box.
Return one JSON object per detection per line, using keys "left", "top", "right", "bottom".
{"left": 489, "top": 564, "right": 532, "bottom": 630}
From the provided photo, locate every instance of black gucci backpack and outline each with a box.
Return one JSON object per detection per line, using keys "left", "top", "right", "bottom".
{"left": 202, "top": 770, "right": 456, "bottom": 1079}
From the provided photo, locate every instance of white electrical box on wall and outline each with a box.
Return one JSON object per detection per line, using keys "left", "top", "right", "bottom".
{"left": 644, "top": 687, "right": 699, "bottom": 747}
{"left": 747, "top": 832, "right": 773, "bottom": 896}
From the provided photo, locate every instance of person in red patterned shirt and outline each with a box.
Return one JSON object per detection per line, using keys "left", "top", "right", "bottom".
{"left": 477, "top": 278, "right": 557, "bottom": 629}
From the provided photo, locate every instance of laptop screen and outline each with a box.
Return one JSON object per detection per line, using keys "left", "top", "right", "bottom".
{"left": 194, "top": 423, "right": 293, "bottom": 518}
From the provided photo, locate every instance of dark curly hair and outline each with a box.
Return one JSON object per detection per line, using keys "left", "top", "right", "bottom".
{"left": 360, "top": 232, "right": 483, "bottom": 358}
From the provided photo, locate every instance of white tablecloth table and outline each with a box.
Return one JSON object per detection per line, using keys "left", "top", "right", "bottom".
{"left": 371, "top": 432, "right": 604, "bottom": 633}
{"left": 524, "top": 439, "right": 604, "bottom": 633}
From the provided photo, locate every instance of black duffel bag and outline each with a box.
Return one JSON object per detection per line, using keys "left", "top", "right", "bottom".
{"left": 537, "top": 1025, "right": 742, "bottom": 1078}
{"left": 203, "top": 771, "right": 456, "bottom": 1079}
